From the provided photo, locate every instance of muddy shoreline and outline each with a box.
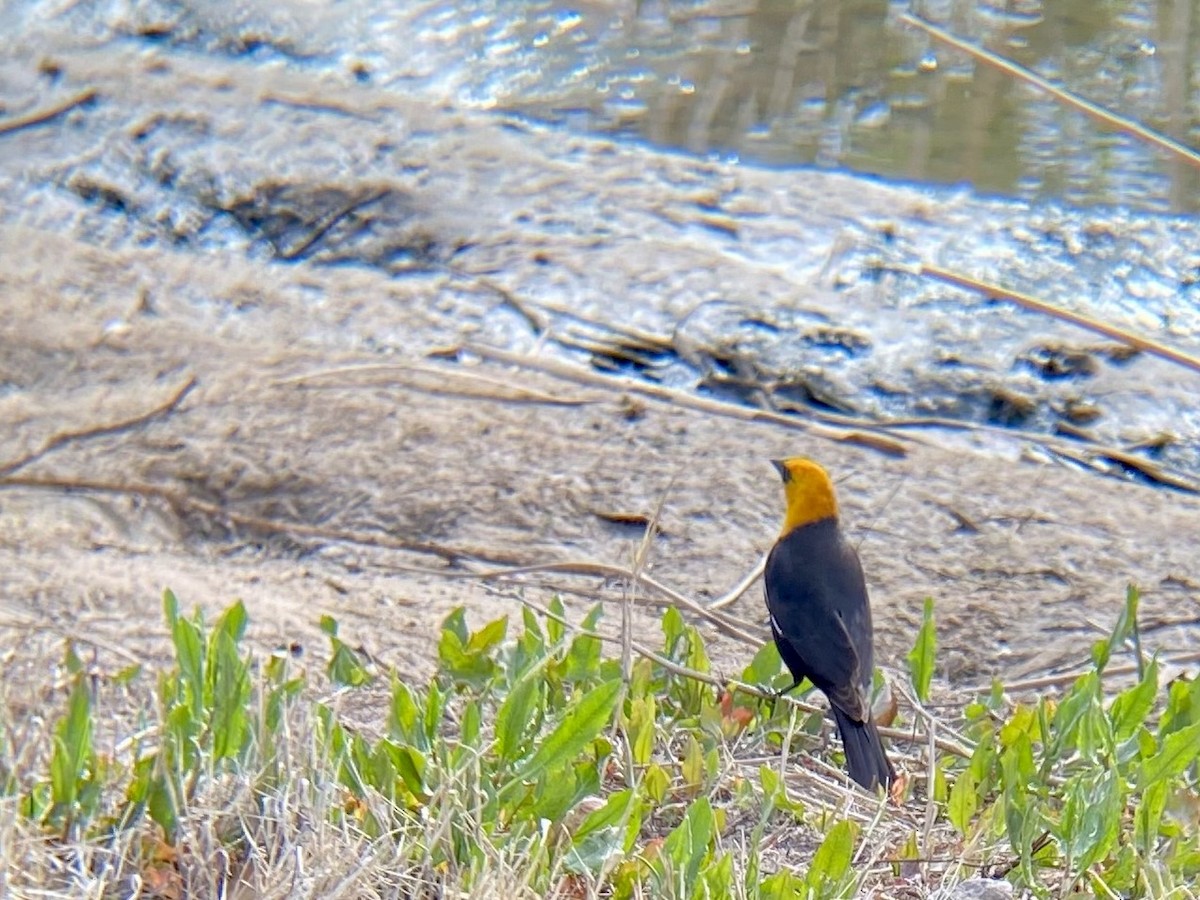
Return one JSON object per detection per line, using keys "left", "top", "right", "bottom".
{"left": 2, "top": 42, "right": 1199, "bottom": 698}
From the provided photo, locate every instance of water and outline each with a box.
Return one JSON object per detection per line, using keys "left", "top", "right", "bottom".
{"left": 390, "top": 0, "right": 1200, "bottom": 213}
{"left": 3, "top": 0, "right": 1200, "bottom": 483}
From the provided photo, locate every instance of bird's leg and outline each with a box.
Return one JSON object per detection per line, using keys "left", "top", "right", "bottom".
{"left": 766, "top": 679, "right": 803, "bottom": 719}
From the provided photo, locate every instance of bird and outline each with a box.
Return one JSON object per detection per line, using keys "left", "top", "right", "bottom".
{"left": 764, "top": 456, "right": 895, "bottom": 791}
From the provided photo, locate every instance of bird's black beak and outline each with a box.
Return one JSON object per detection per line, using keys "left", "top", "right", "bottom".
{"left": 771, "top": 459, "right": 791, "bottom": 482}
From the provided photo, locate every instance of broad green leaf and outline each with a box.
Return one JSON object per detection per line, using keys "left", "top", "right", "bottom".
{"left": 163, "top": 588, "right": 180, "bottom": 627}
{"left": 759, "top": 765, "right": 804, "bottom": 817}
{"left": 758, "top": 870, "right": 805, "bottom": 899}
{"left": 948, "top": 768, "right": 978, "bottom": 835}
{"left": 389, "top": 678, "right": 421, "bottom": 745}
{"left": 437, "top": 627, "right": 494, "bottom": 687}
{"left": 1049, "top": 672, "right": 1109, "bottom": 759}
{"left": 1134, "top": 779, "right": 1167, "bottom": 855}
{"left": 467, "top": 616, "right": 507, "bottom": 654}
{"left": 530, "top": 761, "right": 579, "bottom": 823}
{"left": 906, "top": 597, "right": 937, "bottom": 702}
{"left": 514, "top": 679, "right": 621, "bottom": 784}
{"left": 643, "top": 763, "right": 670, "bottom": 804}
{"left": 49, "top": 677, "right": 93, "bottom": 811}
{"left": 628, "top": 695, "right": 656, "bottom": 766}
{"left": 328, "top": 639, "right": 372, "bottom": 687}
{"left": 387, "top": 743, "right": 426, "bottom": 799}
{"left": 661, "top": 796, "right": 714, "bottom": 889}
{"left": 461, "top": 699, "right": 482, "bottom": 747}
{"left": 1105, "top": 584, "right": 1140, "bottom": 672}
{"left": 700, "top": 851, "right": 734, "bottom": 897}
{"left": 442, "top": 607, "right": 470, "bottom": 644}
{"left": 215, "top": 600, "right": 248, "bottom": 643}
{"left": 999, "top": 703, "right": 1039, "bottom": 747}
{"left": 169, "top": 599, "right": 204, "bottom": 718}
{"left": 742, "top": 640, "right": 782, "bottom": 686}
{"left": 546, "top": 596, "right": 566, "bottom": 644}
{"left": 1110, "top": 657, "right": 1158, "bottom": 742}
{"left": 566, "top": 629, "right": 602, "bottom": 683}
{"left": 1140, "top": 719, "right": 1200, "bottom": 788}
{"left": 568, "top": 790, "right": 640, "bottom": 872}
{"left": 572, "top": 788, "right": 638, "bottom": 844}
{"left": 209, "top": 630, "right": 250, "bottom": 760}
{"left": 1061, "top": 769, "right": 1121, "bottom": 875}
{"left": 681, "top": 734, "right": 704, "bottom": 790}
{"left": 496, "top": 671, "right": 542, "bottom": 764}
{"left": 1162, "top": 676, "right": 1200, "bottom": 736}
{"left": 804, "top": 819, "right": 859, "bottom": 894}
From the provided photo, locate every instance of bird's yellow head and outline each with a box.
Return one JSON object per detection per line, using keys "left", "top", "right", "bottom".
{"left": 772, "top": 457, "right": 839, "bottom": 535}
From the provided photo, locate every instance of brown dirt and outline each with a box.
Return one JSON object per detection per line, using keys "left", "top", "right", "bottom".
{"left": 2, "top": 46, "right": 1199, "bottom": 712}
{"left": 3, "top": 217, "right": 1200, "bottom": 698}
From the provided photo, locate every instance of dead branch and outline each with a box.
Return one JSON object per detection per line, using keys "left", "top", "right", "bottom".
{"left": 0, "top": 375, "right": 197, "bottom": 477}
{"left": 901, "top": 14, "right": 1200, "bottom": 171}
{"left": 0, "top": 88, "right": 98, "bottom": 137}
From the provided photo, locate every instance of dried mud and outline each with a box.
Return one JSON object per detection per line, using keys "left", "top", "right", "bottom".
{"left": 2, "top": 45, "right": 1199, "bottom": 711}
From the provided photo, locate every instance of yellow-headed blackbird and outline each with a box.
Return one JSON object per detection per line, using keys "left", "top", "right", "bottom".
{"left": 765, "top": 457, "right": 895, "bottom": 791}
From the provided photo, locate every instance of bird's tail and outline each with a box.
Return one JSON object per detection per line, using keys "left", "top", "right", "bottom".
{"left": 832, "top": 706, "right": 895, "bottom": 791}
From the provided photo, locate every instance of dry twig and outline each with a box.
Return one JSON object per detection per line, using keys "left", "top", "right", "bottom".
{"left": 0, "top": 88, "right": 98, "bottom": 137}
{"left": 901, "top": 14, "right": 1200, "bottom": 171}
{"left": 0, "top": 375, "right": 197, "bottom": 477}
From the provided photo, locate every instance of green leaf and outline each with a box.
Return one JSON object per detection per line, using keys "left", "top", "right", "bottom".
{"left": 906, "top": 597, "right": 937, "bottom": 702}
{"left": 1107, "top": 584, "right": 1141, "bottom": 671}
{"left": 758, "top": 870, "right": 805, "bottom": 899}
{"left": 49, "top": 677, "right": 93, "bottom": 814}
{"left": 1162, "top": 676, "right": 1200, "bottom": 736}
{"left": 328, "top": 638, "right": 372, "bottom": 688}
{"left": 700, "top": 851, "right": 734, "bottom": 897}
{"left": 1061, "top": 769, "right": 1122, "bottom": 875}
{"left": 423, "top": 680, "right": 445, "bottom": 747}
{"left": 643, "top": 763, "right": 669, "bottom": 804}
{"left": 741, "top": 640, "right": 782, "bottom": 686}
{"left": 387, "top": 743, "right": 427, "bottom": 799}
{"left": 513, "top": 679, "right": 621, "bottom": 785}
{"left": 803, "top": 819, "right": 859, "bottom": 894}
{"left": 319, "top": 614, "right": 338, "bottom": 636}
{"left": 530, "top": 761, "right": 580, "bottom": 824}
{"left": 628, "top": 695, "right": 656, "bottom": 766}
{"left": 208, "top": 629, "right": 250, "bottom": 760}
{"left": 437, "top": 626, "right": 495, "bottom": 687}
{"left": 661, "top": 796, "right": 715, "bottom": 889}
{"left": 163, "top": 588, "right": 180, "bottom": 627}
{"left": 1110, "top": 657, "right": 1158, "bottom": 742}
{"left": 1134, "top": 779, "right": 1167, "bottom": 855}
{"left": 681, "top": 733, "right": 705, "bottom": 790}
{"left": 1140, "top": 719, "right": 1200, "bottom": 788}
{"left": 566, "top": 628, "right": 602, "bottom": 683}
{"left": 168, "top": 597, "right": 204, "bottom": 719}
{"left": 1049, "top": 672, "right": 1109, "bottom": 760}
{"left": 568, "top": 790, "right": 640, "bottom": 872}
{"left": 759, "top": 764, "right": 803, "bottom": 817}
{"left": 948, "top": 768, "right": 978, "bottom": 835}
{"left": 572, "top": 788, "right": 637, "bottom": 845}
{"left": 215, "top": 600, "right": 248, "bottom": 644}
{"left": 546, "top": 596, "right": 566, "bottom": 644}
{"left": 496, "top": 671, "right": 542, "bottom": 764}
{"left": 1000, "top": 733, "right": 1042, "bottom": 882}
{"left": 467, "top": 616, "right": 507, "bottom": 654}
{"left": 442, "top": 607, "right": 470, "bottom": 644}
{"left": 389, "top": 677, "right": 421, "bottom": 746}
{"left": 461, "top": 699, "right": 482, "bottom": 748}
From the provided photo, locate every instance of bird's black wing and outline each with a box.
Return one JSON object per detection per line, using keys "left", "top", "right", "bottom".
{"left": 764, "top": 521, "right": 873, "bottom": 723}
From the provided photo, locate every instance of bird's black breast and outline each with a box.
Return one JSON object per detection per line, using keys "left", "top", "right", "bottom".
{"left": 764, "top": 517, "right": 875, "bottom": 697}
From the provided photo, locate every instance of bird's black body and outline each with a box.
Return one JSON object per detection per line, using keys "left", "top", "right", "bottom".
{"left": 765, "top": 517, "right": 894, "bottom": 791}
